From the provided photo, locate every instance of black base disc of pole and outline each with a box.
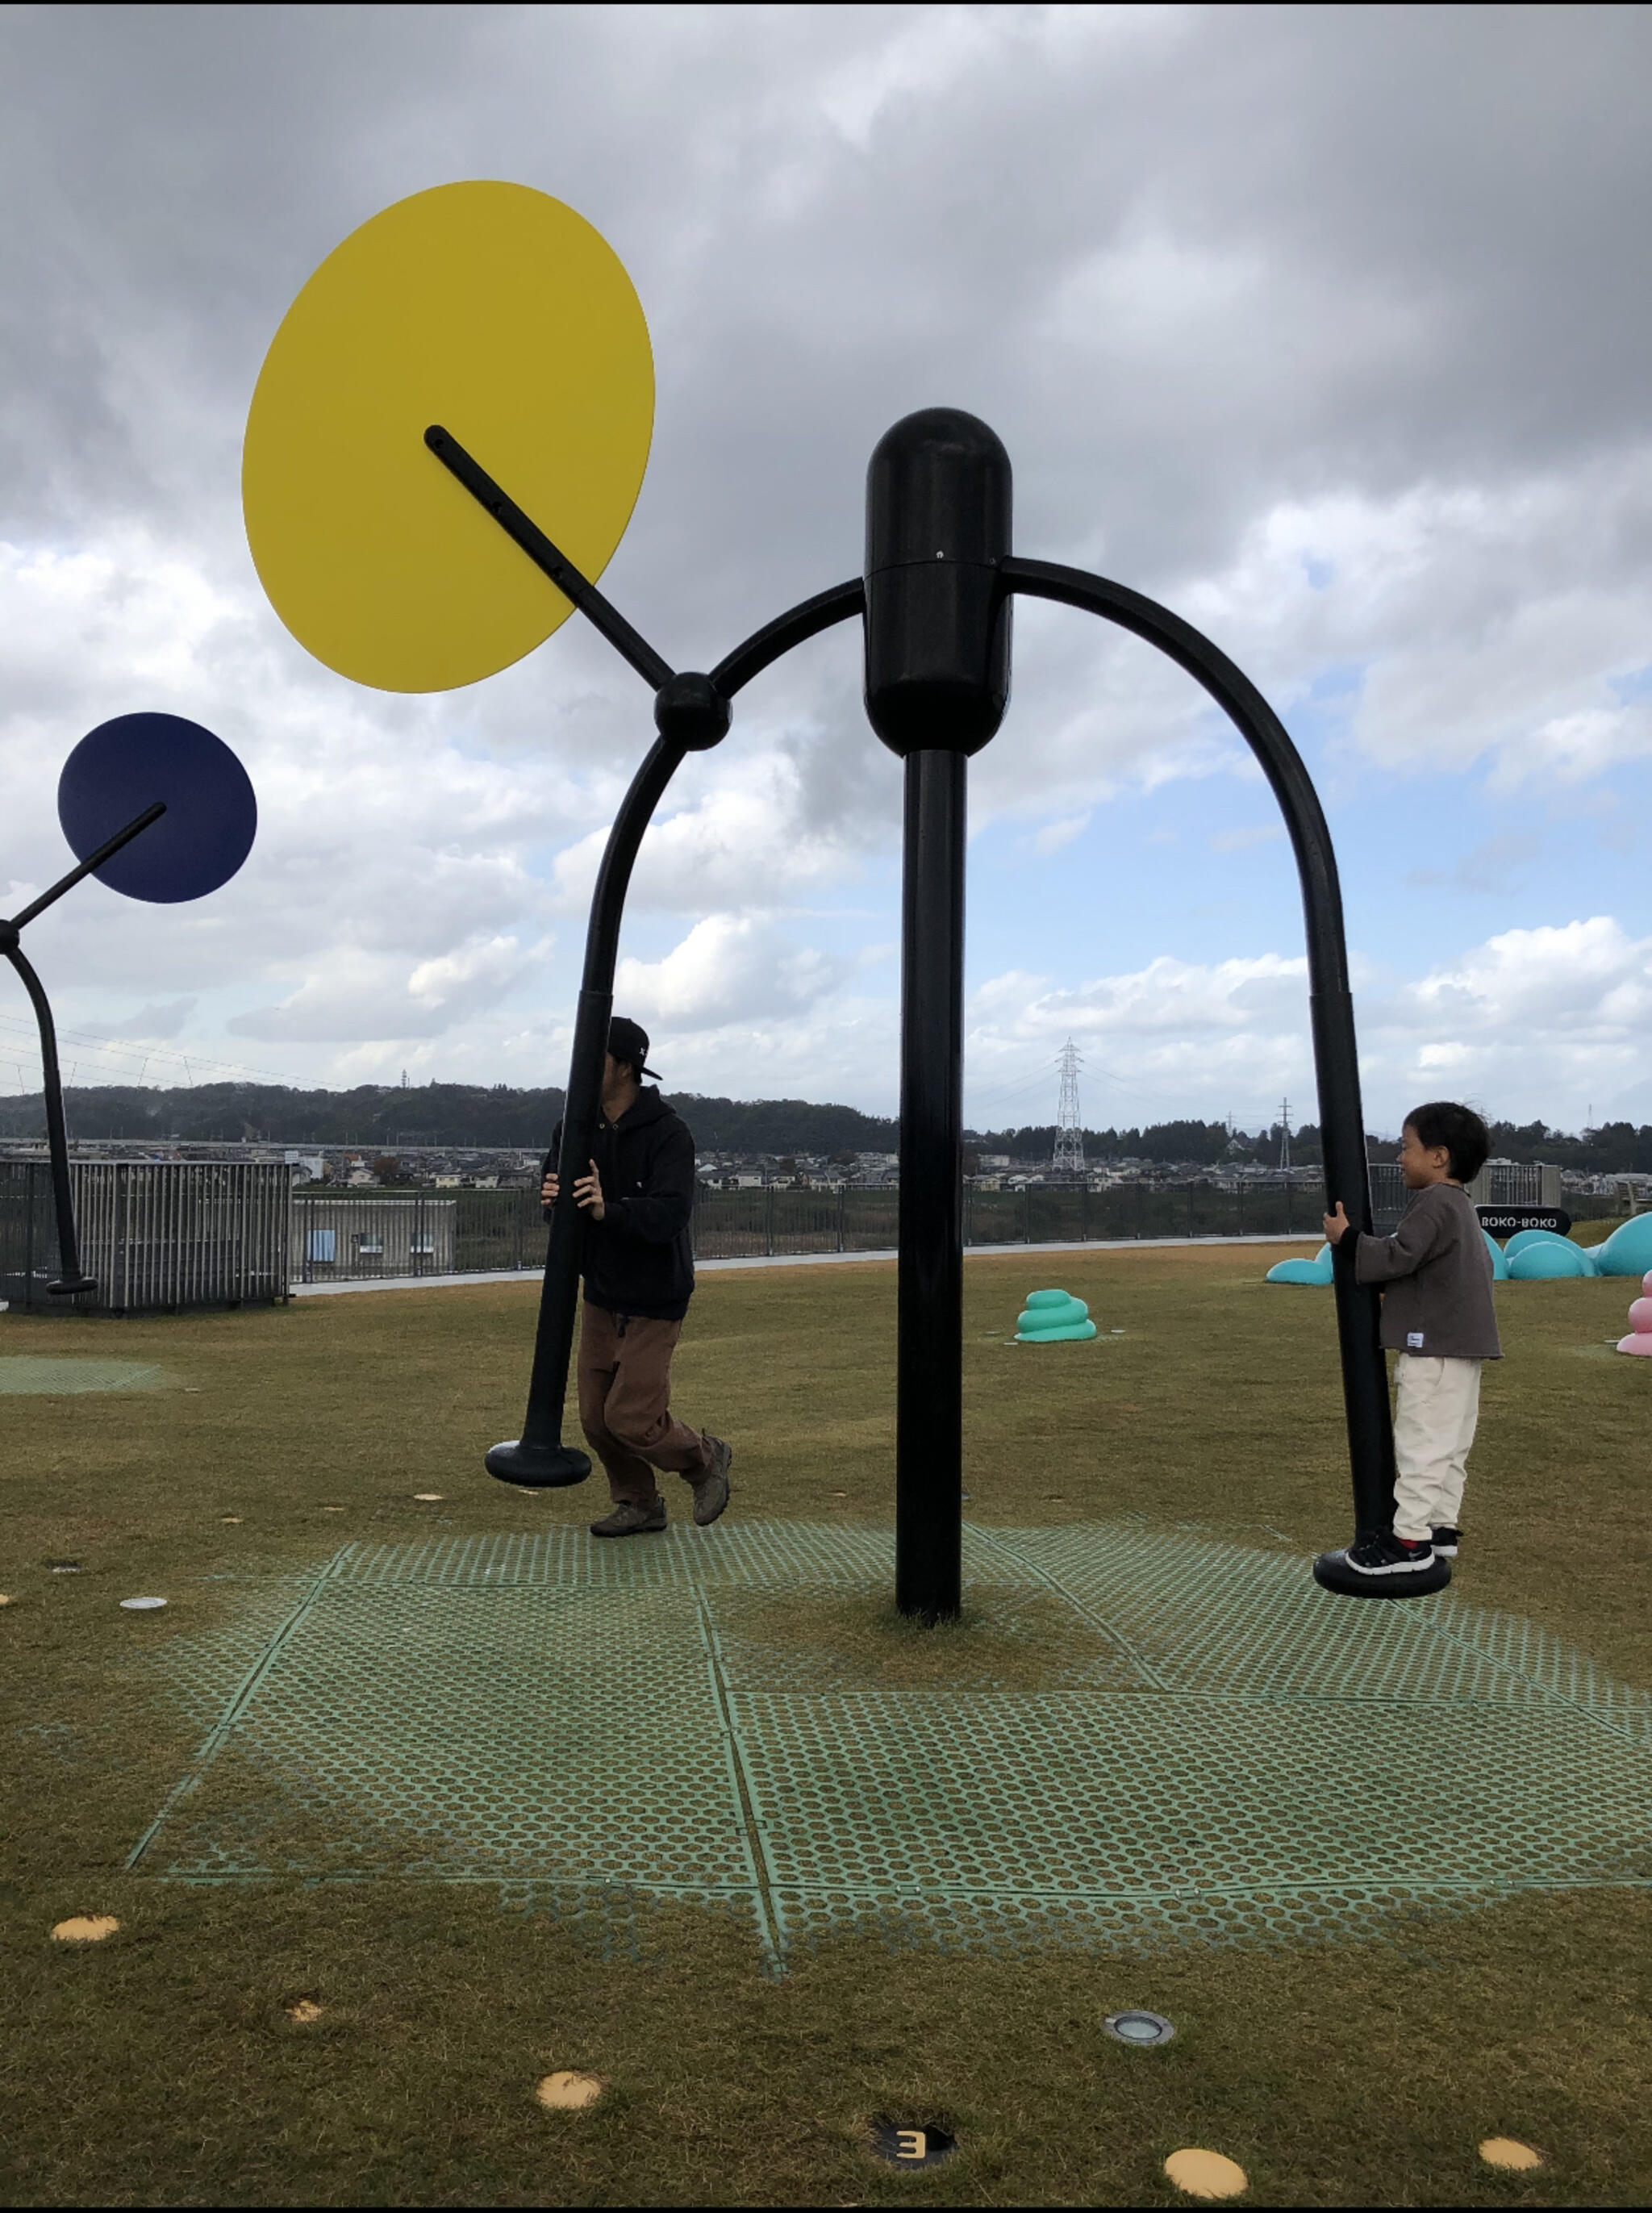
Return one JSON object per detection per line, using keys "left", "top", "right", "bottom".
{"left": 1312, "top": 1547, "right": 1452, "bottom": 1600}
{"left": 47, "top": 1275, "right": 97, "bottom": 1296}
{"left": 484, "top": 1438, "right": 593, "bottom": 1489}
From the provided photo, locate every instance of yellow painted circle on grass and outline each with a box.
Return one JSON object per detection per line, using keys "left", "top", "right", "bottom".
{"left": 286, "top": 1998, "right": 326, "bottom": 2024}
{"left": 1479, "top": 2137, "right": 1543, "bottom": 2171}
{"left": 244, "top": 180, "right": 653, "bottom": 693}
{"left": 52, "top": 1915, "right": 119, "bottom": 1943}
{"left": 536, "top": 2069, "right": 603, "bottom": 2110}
{"left": 1164, "top": 2147, "right": 1249, "bottom": 2199}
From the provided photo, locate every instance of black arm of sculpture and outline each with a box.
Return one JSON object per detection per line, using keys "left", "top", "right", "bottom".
{"left": 1, "top": 799, "right": 167, "bottom": 1298}
{"left": 999, "top": 557, "right": 1396, "bottom": 1539}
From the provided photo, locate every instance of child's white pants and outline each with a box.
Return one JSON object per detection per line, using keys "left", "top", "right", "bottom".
{"left": 1391, "top": 1354, "right": 1483, "bottom": 1540}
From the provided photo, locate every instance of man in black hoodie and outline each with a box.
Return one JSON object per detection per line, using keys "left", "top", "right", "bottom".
{"left": 541, "top": 1017, "right": 732, "bottom": 1538}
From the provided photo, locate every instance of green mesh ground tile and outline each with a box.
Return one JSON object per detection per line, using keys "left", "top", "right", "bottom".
{"left": 1001, "top": 1524, "right": 1652, "bottom": 1738}
{"left": 133, "top": 1522, "right": 1652, "bottom": 1964}
{"left": 729, "top": 1688, "right": 1652, "bottom": 1906}
{"left": 335, "top": 1521, "right": 896, "bottom": 1590}
{"left": 155, "top": 1576, "right": 320, "bottom": 1729}
{"left": 148, "top": 1582, "right": 758, "bottom": 1894}
{"left": 0, "top": 1356, "right": 172, "bottom": 1393}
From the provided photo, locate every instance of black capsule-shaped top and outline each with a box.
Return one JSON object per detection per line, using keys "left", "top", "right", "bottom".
{"left": 866, "top": 408, "right": 1012, "bottom": 574}
{"left": 864, "top": 409, "right": 1012, "bottom": 758}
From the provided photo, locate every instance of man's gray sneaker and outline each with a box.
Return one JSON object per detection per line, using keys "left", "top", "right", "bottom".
{"left": 590, "top": 1497, "right": 667, "bottom": 1539}
{"left": 692, "top": 1435, "right": 732, "bottom": 1527}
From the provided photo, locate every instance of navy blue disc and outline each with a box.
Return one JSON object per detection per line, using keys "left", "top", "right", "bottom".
{"left": 57, "top": 713, "right": 257, "bottom": 904}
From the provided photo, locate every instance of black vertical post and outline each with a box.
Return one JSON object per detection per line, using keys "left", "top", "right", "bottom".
{"left": 897, "top": 750, "right": 967, "bottom": 1619}
{"left": 864, "top": 407, "right": 1012, "bottom": 1622}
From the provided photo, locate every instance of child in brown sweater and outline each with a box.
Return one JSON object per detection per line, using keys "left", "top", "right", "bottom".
{"left": 1324, "top": 1100, "right": 1501, "bottom": 1580}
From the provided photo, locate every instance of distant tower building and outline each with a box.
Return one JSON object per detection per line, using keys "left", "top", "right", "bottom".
{"left": 1053, "top": 1039, "right": 1086, "bottom": 1178}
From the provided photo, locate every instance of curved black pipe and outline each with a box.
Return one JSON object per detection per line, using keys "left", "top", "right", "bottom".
{"left": 1000, "top": 554, "right": 1395, "bottom": 1539}
{"left": 710, "top": 578, "right": 866, "bottom": 699}
{"left": 486, "top": 582, "right": 868, "bottom": 1488}
{"left": 1, "top": 799, "right": 167, "bottom": 1303}
{"left": 2, "top": 946, "right": 94, "bottom": 1295}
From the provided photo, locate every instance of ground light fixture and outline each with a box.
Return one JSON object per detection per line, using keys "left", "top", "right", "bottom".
{"left": 1104, "top": 2009, "right": 1176, "bottom": 2046}
{"left": 242, "top": 179, "right": 1438, "bottom": 1616}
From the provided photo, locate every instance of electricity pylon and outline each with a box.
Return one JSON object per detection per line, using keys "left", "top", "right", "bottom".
{"left": 1053, "top": 1039, "right": 1086, "bottom": 1178}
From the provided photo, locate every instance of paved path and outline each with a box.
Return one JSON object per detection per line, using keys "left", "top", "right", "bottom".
{"left": 288, "top": 1230, "right": 1319, "bottom": 1297}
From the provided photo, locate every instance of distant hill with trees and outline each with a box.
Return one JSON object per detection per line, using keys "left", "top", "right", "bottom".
{"left": 2, "top": 1083, "right": 1646, "bottom": 1171}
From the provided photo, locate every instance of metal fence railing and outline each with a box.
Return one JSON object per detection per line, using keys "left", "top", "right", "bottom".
{"left": 292, "top": 1195, "right": 457, "bottom": 1282}
{"left": 0, "top": 1159, "right": 291, "bottom": 1313}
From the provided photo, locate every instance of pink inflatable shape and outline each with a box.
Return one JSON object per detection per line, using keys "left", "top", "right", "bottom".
{"left": 1615, "top": 1271, "right": 1652, "bottom": 1355}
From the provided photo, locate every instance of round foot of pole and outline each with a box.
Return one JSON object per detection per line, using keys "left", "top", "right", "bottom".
{"left": 1312, "top": 1547, "right": 1452, "bottom": 1600}
{"left": 47, "top": 1276, "right": 96, "bottom": 1296}
{"left": 484, "top": 1438, "right": 592, "bottom": 1489}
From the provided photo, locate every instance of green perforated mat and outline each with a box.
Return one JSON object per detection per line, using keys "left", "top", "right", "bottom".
{"left": 133, "top": 1522, "right": 1652, "bottom": 1964}
{"left": 0, "top": 1356, "right": 173, "bottom": 1393}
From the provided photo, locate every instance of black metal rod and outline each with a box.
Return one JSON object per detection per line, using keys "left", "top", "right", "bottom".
{"left": 2, "top": 946, "right": 94, "bottom": 1294}
{"left": 709, "top": 578, "right": 866, "bottom": 698}
{"left": 423, "top": 424, "right": 674, "bottom": 691}
{"left": 9, "top": 801, "right": 166, "bottom": 932}
{"left": 1001, "top": 555, "right": 1395, "bottom": 1538}
{"left": 896, "top": 749, "right": 967, "bottom": 1621}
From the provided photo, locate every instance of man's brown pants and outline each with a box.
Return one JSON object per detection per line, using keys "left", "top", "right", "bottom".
{"left": 576, "top": 1303, "right": 714, "bottom": 1506}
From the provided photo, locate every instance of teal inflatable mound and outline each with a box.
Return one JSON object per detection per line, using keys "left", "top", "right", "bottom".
{"left": 1596, "top": 1214, "right": 1652, "bottom": 1279}
{"left": 1483, "top": 1228, "right": 1509, "bottom": 1280}
{"left": 1016, "top": 1288, "right": 1097, "bottom": 1342}
{"left": 1504, "top": 1227, "right": 1580, "bottom": 1260}
{"left": 1266, "top": 1242, "right": 1333, "bottom": 1287}
{"left": 1508, "top": 1239, "right": 1596, "bottom": 1280}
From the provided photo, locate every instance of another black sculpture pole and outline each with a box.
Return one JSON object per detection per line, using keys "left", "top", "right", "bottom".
{"left": 999, "top": 559, "right": 1403, "bottom": 1563}
{"left": 866, "top": 410, "right": 1012, "bottom": 1620}
{"left": 2, "top": 798, "right": 167, "bottom": 1298}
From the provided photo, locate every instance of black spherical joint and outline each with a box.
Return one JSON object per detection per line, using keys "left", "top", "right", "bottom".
{"left": 863, "top": 407, "right": 1012, "bottom": 759}
{"left": 653, "top": 670, "right": 732, "bottom": 752}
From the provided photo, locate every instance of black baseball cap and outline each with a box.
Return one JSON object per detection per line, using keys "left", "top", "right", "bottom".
{"left": 608, "top": 1016, "right": 660, "bottom": 1080}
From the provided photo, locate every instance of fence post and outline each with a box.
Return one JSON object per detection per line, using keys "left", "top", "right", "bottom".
{"left": 766, "top": 1182, "right": 774, "bottom": 1257}
{"left": 836, "top": 1180, "right": 846, "bottom": 1252}
{"left": 1022, "top": 1186, "right": 1030, "bottom": 1243}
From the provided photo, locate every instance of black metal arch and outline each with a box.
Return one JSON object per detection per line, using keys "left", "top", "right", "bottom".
{"left": 428, "top": 420, "right": 1404, "bottom": 1598}
{"left": 486, "top": 555, "right": 1396, "bottom": 1544}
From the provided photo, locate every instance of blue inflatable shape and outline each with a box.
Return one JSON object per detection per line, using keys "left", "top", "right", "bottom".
{"left": 1508, "top": 1240, "right": 1596, "bottom": 1280}
{"left": 58, "top": 712, "right": 257, "bottom": 903}
{"left": 1504, "top": 1228, "right": 1580, "bottom": 1260}
{"left": 1266, "top": 1241, "right": 1333, "bottom": 1286}
{"left": 1483, "top": 1228, "right": 1509, "bottom": 1281}
{"left": 1595, "top": 1214, "right": 1652, "bottom": 1279}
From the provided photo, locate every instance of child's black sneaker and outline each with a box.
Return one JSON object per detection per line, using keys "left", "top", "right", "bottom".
{"left": 1339, "top": 1531, "right": 1437, "bottom": 1578}
{"left": 1430, "top": 1526, "right": 1460, "bottom": 1559}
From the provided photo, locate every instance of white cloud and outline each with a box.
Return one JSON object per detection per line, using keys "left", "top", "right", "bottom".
{"left": 616, "top": 913, "right": 848, "bottom": 1029}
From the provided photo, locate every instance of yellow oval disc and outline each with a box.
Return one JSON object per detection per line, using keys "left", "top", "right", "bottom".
{"left": 1164, "top": 2147, "right": 1249, "bottom": 2199}
{"left": 52, "top": 1914, "right": 120, "bottom": 1943}
{"left": 243, "top": 180, "right": 653, "bottom": 692}
{"left": 536, "top": 2069, "right": 603, "bottom": 2110}
{"left": 1479, "top": 2137, "right": 1543, "bottom": 2171}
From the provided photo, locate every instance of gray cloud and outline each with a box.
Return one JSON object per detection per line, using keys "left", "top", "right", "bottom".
{"left": 2, "top": 4, "right": 1650, "bottom": 1114}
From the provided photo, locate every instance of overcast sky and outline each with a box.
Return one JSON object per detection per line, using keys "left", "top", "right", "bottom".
{"left": 2, "top": 2, "right": 1649, "bottom": 1136}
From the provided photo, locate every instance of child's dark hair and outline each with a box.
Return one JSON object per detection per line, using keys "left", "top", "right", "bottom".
{"left": 1404, "top": 1100, "right": 1490, "bottom": 1184}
